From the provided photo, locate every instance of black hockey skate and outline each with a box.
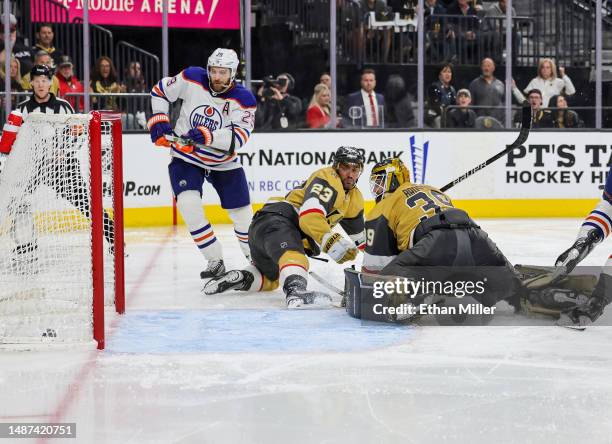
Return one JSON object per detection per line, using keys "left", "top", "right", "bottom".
{"left": 200, "top": 259, "right": 225, "bottom": 280}
{"left": 203, "top": 269, "right": 254, "bottom": 295}
{"left": 559, "top": 297, "right": 604, "bottom": 328}
{"left": 284, "top": 275, "right": 332, "bottom": 309}
{"left": 558, "top": 273, "right": 610, "bottom": 328}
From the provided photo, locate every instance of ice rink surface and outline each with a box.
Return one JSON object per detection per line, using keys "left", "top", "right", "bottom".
{"left": 2, "top": 219, "right": 612, "bottom": 444}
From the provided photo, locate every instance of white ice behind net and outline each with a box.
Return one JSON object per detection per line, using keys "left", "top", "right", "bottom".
{"left": 0, "top": 113, "right": 115, "bottom": 345}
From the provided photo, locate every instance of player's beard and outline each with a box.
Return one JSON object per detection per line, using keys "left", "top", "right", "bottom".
{"left": 211, "top": 80, "right": 230, "bottom": 93}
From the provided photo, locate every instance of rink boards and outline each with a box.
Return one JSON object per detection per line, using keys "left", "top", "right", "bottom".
{"left": 121, "top": 131, "right": 608, "bottom": 226}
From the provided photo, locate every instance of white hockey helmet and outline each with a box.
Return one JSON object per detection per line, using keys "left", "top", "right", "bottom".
{"left": 207, "top": 48, "right": 239, "bottom": 95}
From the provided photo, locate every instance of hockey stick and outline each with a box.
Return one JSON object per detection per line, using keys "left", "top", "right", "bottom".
{"left": 165, "top": 134, "right": 234, "bottom": 156}
{"left": 309, "top": 271, "right": 346, "bottom": 308}
{"left": 310, "top": 256, "right": 330, "bottom": 263}
{"left": 440, "top": 104, "right": 532, "bottom": 192}
{"left": 309, "top": 271, "right": 344, "bottom": 296}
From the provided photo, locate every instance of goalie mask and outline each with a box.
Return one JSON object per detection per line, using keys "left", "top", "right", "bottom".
{"left": 369, "top": 157, "right": 411, "bottom": 202}
{"left": 207, "top": 48, "right": 239, "bottom": 95}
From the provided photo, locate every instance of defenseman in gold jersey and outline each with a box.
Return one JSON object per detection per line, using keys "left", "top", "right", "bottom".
{"left": 204, "top": 146, "right": 366, "bottom": 308}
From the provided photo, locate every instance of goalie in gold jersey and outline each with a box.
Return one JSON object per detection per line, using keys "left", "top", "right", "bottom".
{"left": 204, "top": 146, "right": 366, "bottom": 308}
{"left": 347, "top": 157, "right": 598, "bottom": 322}
{"left": 362, "top": 157, "right": 513, "bottom": 276}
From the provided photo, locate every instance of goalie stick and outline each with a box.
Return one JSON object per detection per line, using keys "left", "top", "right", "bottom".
{"left": 440, "top": 104, "right": 532, "bottom": 192}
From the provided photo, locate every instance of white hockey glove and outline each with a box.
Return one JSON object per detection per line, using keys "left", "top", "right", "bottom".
{"left": 322, "top": 232, "right": 358, "bottom": 264}
{"left": 555, "top": 229, "right": 603, "bottom": 276}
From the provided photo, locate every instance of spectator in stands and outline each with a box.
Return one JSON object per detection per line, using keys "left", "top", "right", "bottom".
{"left": 124, "top": 61, "right": 148, "bottom": 129}
{"left": 514, "top": 58, "right": 576, "bottom": 110}
{"left": 318, "top": 71, "right": 345, "bottom": 115}
{"left": 0, "top": 13, "right": 32, "bottom": 76}
{"left": 20, "top": 50, "right": 59, "bottom": 95}
{"left": 257, "top": 72, "right": 302, "bottom": 130}
{"left": 445, "top": 88, "right": 476, "bottom": 128}
{"left": 125, "top": 61, "right": 147, "bottom": 93}
{"left": 548, "top": 94, "right": 584, "bottom": 129}
{"left": 338, "top": 0, "right": 364, "bottom": 64}
{"left": 517, "top": 89, "right": 553, "bottom": 128}
{"left": 31, "top": 23, "right": 64, "bottom": 66}
{"left": 55, "top": 55, "right": 84, "bottom": 111}
{"left": 422, "top": 0, "right": 448, "bottom": 62}
{"left": 344, "top": 68, "right": 385, "bottom": 128}
{"left": 384, "top": 74, "right": 416, "bottom": 128}
{"left": 469, "top": 57, "right": 521, "bottom": 124}
{"left": 306, "top": 83, "right": 332, "bottom": 129}
{"left": 0, "top": 54, "right": 24, "bottom": 108}
{"left": 319, "top": 72, "right": 332, "bottom": 89}
{"left": 446, "top": 0, "right": 480, "bottom": 64}
{"left": 426, "top": 63, "right": 456, "bottom": 127}
{"left": 482, "top": 0, "right": 517, "bottom": 65}
{"left": 485, "top": 0, "right": 516, "bottom": 17}
{"left": 440, "top": 0, "right": 483, "bottom": 8}
{"left": 90, "top": 56, "right": 125, "bottom": 112}
{"left": 361, "top": 0, "right": 393, "bottom": 63}
{"left": 389, "top": 1, "right": 416, "bottom": 19}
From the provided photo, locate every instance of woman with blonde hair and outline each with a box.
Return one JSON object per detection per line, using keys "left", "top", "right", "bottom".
{"left": 513, "top": 58, "right": 575, "bottom": 108}
{"left": 0, "top": 52, "right": 24, "bottom": 107}
{"left": 306, "top": 83, "right": 331, "bottom": 128}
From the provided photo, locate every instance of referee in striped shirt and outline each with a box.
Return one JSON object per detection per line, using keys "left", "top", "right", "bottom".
{"left": 11, "top": 64, "right": 114, "bottom": 259}
{"left": 17, "top": 64, "right": 74, "bottom": 116}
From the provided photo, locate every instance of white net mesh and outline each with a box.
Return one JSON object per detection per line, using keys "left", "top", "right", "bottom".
{"left": 0, "top": 113, "right": 116, "bottom": 346}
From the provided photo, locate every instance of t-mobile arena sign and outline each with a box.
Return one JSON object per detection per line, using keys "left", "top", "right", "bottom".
{"left": 48, "top": 0, "right": 239, "bottom": 29}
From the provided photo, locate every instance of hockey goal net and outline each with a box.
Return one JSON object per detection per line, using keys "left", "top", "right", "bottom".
{"left": 0, "top": 111, "right": 124, "bottom": 350}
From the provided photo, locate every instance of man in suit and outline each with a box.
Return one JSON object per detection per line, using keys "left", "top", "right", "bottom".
{"left": 344, "top": 68, "right": 385, "bottom": 128}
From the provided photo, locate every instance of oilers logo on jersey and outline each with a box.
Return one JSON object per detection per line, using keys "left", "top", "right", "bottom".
{"left": 190, "top": 105, "right": 222, "bottom": 132}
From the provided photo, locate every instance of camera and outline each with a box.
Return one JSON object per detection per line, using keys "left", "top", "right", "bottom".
{"left": 261, "top": 75, "right": 288, "bottom": 99}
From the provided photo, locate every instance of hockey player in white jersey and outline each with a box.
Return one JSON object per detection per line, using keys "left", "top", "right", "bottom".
{"left": 148, "top": 48, "right": 256, "bottom": 279}
{"left": 554, "top": 167, "right": 612, "bottom": 325}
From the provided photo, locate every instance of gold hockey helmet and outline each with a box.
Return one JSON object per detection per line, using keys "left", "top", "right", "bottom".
{"left": 369, "top": 157, "right": 411, "bottom": 201}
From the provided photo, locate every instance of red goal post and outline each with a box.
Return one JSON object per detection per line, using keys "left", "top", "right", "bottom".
{"left": 91, "top": 111, "right": 125, "bottom": 349}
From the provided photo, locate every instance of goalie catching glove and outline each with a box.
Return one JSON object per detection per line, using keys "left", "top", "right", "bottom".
{"left": 322, "top": 232, "right": 358, "bottom": 264}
